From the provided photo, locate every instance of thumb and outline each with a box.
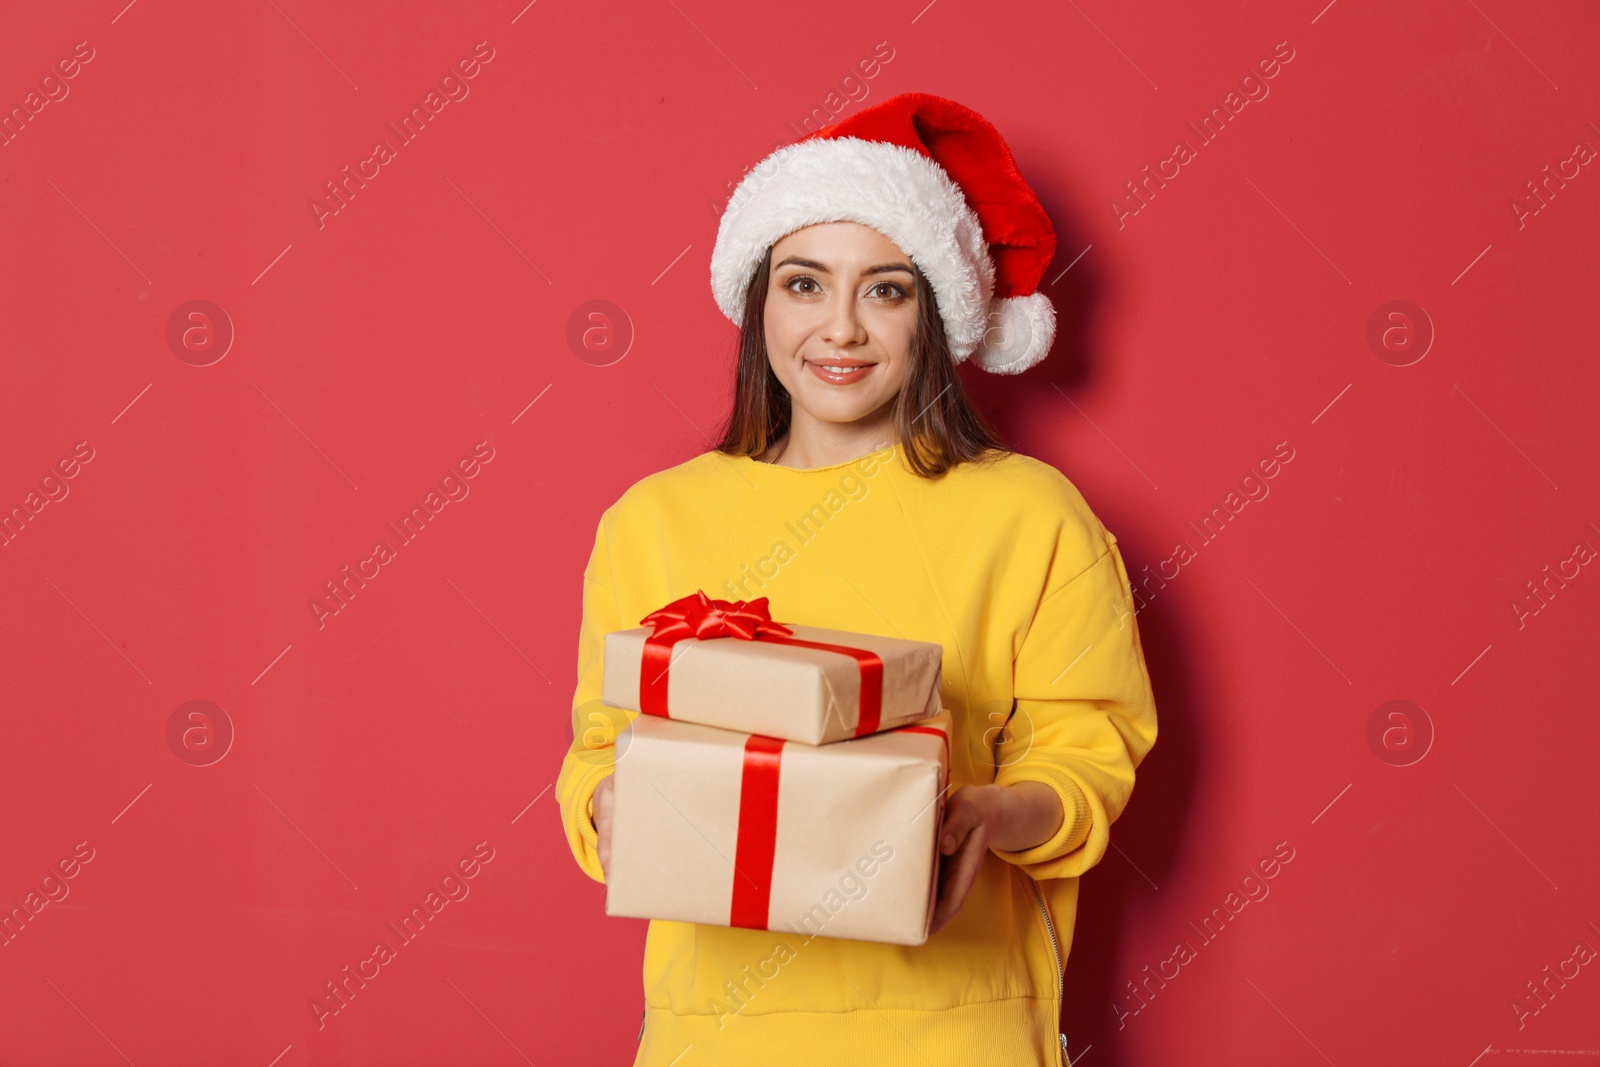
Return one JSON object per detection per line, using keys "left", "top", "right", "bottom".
{"left": 939, "top": 790, "right": 977, "bottom": 855}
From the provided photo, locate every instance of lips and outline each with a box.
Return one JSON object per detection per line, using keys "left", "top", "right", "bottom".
{"left": 806, "top": 358, "right": 877, "bottom": 384}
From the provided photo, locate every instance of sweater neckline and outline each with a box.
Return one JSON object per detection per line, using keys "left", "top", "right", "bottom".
{"left": 736, "top": 441, "right": 899, "bottom": 474}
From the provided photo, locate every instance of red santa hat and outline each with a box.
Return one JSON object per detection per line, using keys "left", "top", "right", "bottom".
{"left": 710, "top": 92, "right": 1059, "bottom": 374}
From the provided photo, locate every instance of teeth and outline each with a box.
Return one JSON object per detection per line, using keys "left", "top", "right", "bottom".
{"left": 818, "top": 364, "right": 867, "bottom": 372}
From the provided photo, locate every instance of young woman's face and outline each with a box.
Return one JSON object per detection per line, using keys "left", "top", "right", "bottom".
{"left": 763, "top": 221, "right": 917, "bottom": 428}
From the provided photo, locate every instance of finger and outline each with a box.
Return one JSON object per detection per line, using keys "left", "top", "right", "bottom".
{"left": 930, "top": 841, "right": 963, "bottom": 925}
{"left": 928, "top": 863, "right": 958, "bottom": 936}
{"left": 945, "top": 830, "right": 986, "bottom": 906}
{"left": 939, "top": 796, "right": 978, "bottom": 855}
{"left": 929, "top": 828, "right": 987, "bottom": 936}
{"left": 936, "top": 823, "right": 985, "bottom": 907}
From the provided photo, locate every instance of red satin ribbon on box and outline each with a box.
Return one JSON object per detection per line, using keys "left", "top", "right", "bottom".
{"left": 636, "top": 590, "right": 886, "bottom": 738}
{"left": 726, "top": 720, "right": 950, "bottom": 932}
{"left": 729, "top": 734, "right": 785, "bottom": 929}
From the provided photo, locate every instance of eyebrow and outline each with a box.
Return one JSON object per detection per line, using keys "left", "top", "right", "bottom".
{"left": 773, "top": 255, "right": 915, "bottom": 277}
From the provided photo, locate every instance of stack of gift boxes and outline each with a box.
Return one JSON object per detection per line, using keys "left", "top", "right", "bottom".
{"left": 599, "top": 590, "right": 950, "bottom": 946}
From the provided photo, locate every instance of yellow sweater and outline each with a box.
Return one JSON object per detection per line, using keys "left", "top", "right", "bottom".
{"left": 556, "top": 442, "right": 1158, "bottom": 1066}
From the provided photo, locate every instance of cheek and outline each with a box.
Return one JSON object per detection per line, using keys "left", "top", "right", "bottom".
{"left": 869, "top": 310, "right": 918, "bottom": 363}
{"left": 878, "top": 357, "right": 913, "bottom": 397}
{"left": 763, "top": 303, "right": 804, "bottom": 358}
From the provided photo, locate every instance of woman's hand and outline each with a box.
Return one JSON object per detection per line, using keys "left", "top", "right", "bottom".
{"left": 929, "top": 784, "right": 1004, "bottom": 937}
{"left": 593, "top": 774, "right": 616, "bottom": 880}
{"left": 928, "top": 781, "right": 1063, "bottom": 937}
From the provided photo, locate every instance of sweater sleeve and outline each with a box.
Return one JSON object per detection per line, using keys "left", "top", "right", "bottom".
{"left": 554, "top": 512, "right": 632, "bottom": 884}
{"left": 989, "top": 528, "right": 1158, "bottom": 881}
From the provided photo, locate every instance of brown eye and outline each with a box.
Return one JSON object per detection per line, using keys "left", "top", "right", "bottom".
{"left": 784, "top": 276, "right": 820, "bottom": 295}
{"left": 870, "top": 282, "right": 908, "bottom": 300}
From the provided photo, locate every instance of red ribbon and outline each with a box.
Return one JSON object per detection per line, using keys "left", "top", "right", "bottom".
{"left": 637, "top": 590, "right": 886, "bottom": 737}
{"left": 729, "top": 734, "right": 785, "bottom": 929}
{"left": 726, "top": 719, "right": 949, "bottom": 931}
{"left": 896, "top": 723, "right": 952, "bottom": 772}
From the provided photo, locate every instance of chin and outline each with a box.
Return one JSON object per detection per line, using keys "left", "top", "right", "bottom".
{"left": 795, "top": 387, "right": 888, "bottom": 423}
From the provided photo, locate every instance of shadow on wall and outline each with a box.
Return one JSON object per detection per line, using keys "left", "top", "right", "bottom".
{"left": 961, "top": 186, "right": 1203, "bottom": 1066}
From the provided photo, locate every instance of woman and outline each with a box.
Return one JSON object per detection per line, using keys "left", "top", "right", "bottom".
{"left": 555, "top": 93, "right": 1158, "bottom": 1066}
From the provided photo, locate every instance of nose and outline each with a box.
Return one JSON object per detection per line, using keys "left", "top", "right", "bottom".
{"left": 820, "top": 285, "right": 868, "bottom": 347}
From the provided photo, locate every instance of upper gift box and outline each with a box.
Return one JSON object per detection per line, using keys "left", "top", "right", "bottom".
{"left": 601, "top": 590, "right": 943, "bottom": 746}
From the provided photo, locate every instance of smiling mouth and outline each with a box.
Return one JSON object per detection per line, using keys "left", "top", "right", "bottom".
{"left": 806, "top": 360, "right": 877, "bottom": 384}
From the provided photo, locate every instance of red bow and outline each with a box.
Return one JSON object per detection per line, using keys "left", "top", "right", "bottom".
{"left": 639, "top": 590, "right": 795, "bottom": 642}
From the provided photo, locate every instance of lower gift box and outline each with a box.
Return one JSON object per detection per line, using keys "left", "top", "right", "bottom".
{"left": 604, "top": 707, "right": 952, "bottom": 946}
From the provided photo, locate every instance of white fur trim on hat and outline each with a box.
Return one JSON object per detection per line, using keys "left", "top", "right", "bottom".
{"left": 710, "top": 136, "right": 996, "bottom": 361}
{"left": 969, "top": 292, "right": 1057, "bottom": 375}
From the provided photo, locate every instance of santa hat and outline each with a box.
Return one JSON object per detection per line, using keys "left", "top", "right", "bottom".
{"left": 710, "top": 92, "right": 1059, "bottom": 375}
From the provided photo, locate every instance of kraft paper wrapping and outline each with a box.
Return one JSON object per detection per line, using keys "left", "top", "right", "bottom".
{"left": 601, "top": 622, "right": 943, "bottom": 745}
{"left": 605, "top": 707, "right": 952, "bottom": 947}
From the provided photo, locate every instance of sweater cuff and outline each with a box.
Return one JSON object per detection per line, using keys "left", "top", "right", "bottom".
{"left": 572, "top": 763, "right": 614, "bottom": 884}
{"left": 989, "top": 765, "right": 1092, "bottom": 869}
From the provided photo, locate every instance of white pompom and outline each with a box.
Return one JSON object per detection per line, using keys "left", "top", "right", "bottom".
{"left": 965, "top": 293, "right": 1057, "bottom": 375}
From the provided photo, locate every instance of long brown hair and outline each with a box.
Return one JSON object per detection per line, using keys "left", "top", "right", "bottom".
{"left": 712, "top": 246, "right": 1011, "bottom": 478}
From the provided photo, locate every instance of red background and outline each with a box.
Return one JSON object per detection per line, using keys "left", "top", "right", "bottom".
{"left": 2, "top": 1, "right": 1597, "bottom": 1064}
